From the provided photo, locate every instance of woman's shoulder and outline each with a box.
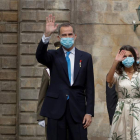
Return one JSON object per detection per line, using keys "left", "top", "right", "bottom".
{"left": 137, "top": 71, "right": 140, "bottom": 76}
{"left": 133, "top": 71, "right": 140, "bottom": 79}
{"left": 114, "top": 71, "right": 120, "bottom": 76}
{"left": 114, "top": 71, "right": 120, "bottom": 79}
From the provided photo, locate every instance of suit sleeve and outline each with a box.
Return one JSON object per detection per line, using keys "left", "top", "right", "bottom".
{"left": 85, "top": 55, "right": 95, "bottom": 117}
{"left": 106, "top": 81, "right": 118, "bottom": 125}
{"left": 37, "top": 68, "right": 50, "bottom": 121}
{"left": 36, "top": 40, "right": 53, "bottom": 68}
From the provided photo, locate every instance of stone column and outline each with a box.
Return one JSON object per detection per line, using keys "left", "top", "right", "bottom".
{"left": 0, "top": 0, "right": 18, "bottom": 140}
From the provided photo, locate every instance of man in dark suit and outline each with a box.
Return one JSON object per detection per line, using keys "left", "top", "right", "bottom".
{"left": 106, "top": 82, "right": 117, "bottom": 125}
{"left": 36, "top": 14, "right": 94, "bottom": 140}
{"left": 37, "top": 68, "right": 50, "bottom": 138}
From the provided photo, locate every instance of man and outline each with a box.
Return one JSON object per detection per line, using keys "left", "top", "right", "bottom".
{"left": 37, "top": 68, "right": 50, "bottom": 138}
{"left": 36, "top": 14, "right": 94, "bottom": 140}
{"left": 106, "top": 82, "right": 117, "bottom": 125}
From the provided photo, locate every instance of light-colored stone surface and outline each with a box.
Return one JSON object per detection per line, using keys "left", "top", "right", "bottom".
{"left": 0, "top": 0, "right": 18, "bottom": 139}
{"left": 74, "top": 0, "right": 140, "bottom": 139}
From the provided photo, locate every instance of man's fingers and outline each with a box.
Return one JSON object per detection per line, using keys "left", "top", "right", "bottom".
{"left": 53, "top": 16, "right": 55, "bottom": 23}
{"left": 48, "top": 14, "right": 52, "bottom": 22}
{"left": 83, "top": 119, "right": 92, "bottom": 129}
{"left": 87, "top": 120, "right": 91, "bottom": 126}
{"left": 48, "top": 15, "right": 50, "bottom": 22}
{"left": 83, "top": 118, "right": 88, "bottom": 127}
{"left": 83, "top": 114, "right": 92, "bottom": 129}
{"left": 46, "top": 17, "right": 49, "bottom": 24}
{"left": 50, "top": 14, "right": 53, "bottom": 22}
{"left": 83, "top": 117, "right": 86, "bottom": 124}
{"left": 83, "top": 121, "right": 88, "bottom": 129}
{"left": 83, "top": 122, "right": 88, "bottom": 128}
{"left": 54, "top": 24, "right": 58, "bottom": 30}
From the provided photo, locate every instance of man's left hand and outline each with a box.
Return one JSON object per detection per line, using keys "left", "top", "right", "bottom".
{"left": 82, "top": 114, "right": 92, "bottom": 129}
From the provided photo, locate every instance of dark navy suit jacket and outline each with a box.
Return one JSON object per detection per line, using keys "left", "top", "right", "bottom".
{"left": 36, "top": 40, "right": 95, "bottom": 123}
{"left": 106, "top": 82, "right": 118, "bottom": 125}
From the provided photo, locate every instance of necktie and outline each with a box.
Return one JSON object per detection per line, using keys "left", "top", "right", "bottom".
{"left": 66, "top": 51, "right": 71, "bottom": 100}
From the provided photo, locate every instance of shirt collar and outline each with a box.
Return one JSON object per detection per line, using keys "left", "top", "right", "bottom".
{"left": 122, "top": 70, "right": 139, "bottom": 81}
{"left": 62, "top": 47, "right": 75, "bottom": 55}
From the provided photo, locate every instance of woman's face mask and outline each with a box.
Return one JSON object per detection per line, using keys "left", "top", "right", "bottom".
{"left": 122, "top": 57, "right": 134, "bottom": 68}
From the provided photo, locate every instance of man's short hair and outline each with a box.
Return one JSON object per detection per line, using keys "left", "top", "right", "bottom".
{"left": 58, "top": 23, "right": 75, "bottom": 35}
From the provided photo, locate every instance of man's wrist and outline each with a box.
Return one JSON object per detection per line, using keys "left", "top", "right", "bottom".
{"left": 42, "top": 34, "right": 51, "bottom": 44}
{"left": 86, "top": 114, "right": 92, "bottom": 116}
{"left": 45, "top": 32, "right": 52, "bottom": 37}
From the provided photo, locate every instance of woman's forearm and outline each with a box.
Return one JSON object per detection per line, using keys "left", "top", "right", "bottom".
{"left": 106, "top": 60, "right": 119, "bottom": 83}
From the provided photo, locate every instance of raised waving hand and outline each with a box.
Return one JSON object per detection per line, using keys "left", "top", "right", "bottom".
{"left": 115, "top": 50, "right": 126, "bottom": 62}
{"left": 106, "top": 50, "right": 126, "bottom": 83}
{"left": 45, "top": 14, "right": 58, "bottom": 37}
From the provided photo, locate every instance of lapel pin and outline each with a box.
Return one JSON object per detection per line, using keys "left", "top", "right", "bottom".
{"left": 79, "top": 60, "right": 82, "bottom": 67}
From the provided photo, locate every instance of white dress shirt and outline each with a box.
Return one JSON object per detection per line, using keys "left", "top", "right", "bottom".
{"left": 42, "top": 34, "right": 51, "bottom": 44}
{"left": 62, "top": 47, "right": 75, "bottom": 86}
{"left": 46, "top": 68, "right": 50, "bottom": 76}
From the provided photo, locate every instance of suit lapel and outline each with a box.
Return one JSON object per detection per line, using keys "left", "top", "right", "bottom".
{"left": 74, "top": 48, "right": 82, "bottom": 82}
{"left": 56, "top": 47, "right": 82, "bottom": 85}
{"left": 57, "top": 47, "right": 69, "bottom": 81}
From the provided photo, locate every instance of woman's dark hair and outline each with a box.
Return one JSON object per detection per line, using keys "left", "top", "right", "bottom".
{"left": 116, "top": 45, "right": 138, "bottom": 75}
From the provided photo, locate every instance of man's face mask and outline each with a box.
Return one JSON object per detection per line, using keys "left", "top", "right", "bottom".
{"left": 60, "top": 37, "right": 74, "bottom": 49}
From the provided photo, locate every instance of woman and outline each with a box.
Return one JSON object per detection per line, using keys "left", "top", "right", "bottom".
{"left": 107, "top": 45, "right": 140, "bottom": 140}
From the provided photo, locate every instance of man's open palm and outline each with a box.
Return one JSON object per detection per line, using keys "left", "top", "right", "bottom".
{"left": 45, "top": 14, "right": 58, "bottom": 37}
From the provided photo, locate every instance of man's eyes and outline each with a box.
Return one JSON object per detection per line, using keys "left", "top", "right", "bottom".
{"left": 68, "top": 34, "right": 73, "bottom": 36}
{"left": 61, "top": 34, "right": 73, "bottom": 36}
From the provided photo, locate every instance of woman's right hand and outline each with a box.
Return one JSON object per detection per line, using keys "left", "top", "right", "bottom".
{"left": 115, "top": 50, "right": 126, "bottom": 62}
{"left": 107, "top": 50, "right": 126, "bottom": 83}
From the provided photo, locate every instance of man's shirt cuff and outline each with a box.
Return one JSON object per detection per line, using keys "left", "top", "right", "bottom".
{"left": 42, "top": 34, "right": 51, "bottom": 44}
{"left": 87, "top": 114, "right": 92, "bottom": 116}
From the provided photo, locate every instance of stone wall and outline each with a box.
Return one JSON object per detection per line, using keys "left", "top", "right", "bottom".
{"left": 74, "top": 0, "right": 140, "bottom": 139}
{"left": 0, "top": 0, "right": 18, "bottom": 140}
{"left": 0, "top": 0, "right": 140, "bottom": 140}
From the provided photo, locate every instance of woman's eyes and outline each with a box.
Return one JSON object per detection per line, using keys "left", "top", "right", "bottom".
{"left": 123, "top": 55, "right": 133, "bottom": 58}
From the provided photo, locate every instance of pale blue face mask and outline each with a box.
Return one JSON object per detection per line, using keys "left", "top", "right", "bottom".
{"left": 60, "top": 38, "right": 74, "bottom": 49}
{"left": 137, "top": 60, "right": 140, "bottom": 64}
{"left": 122, "top": 57, "right": 134, "bottom": 68}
